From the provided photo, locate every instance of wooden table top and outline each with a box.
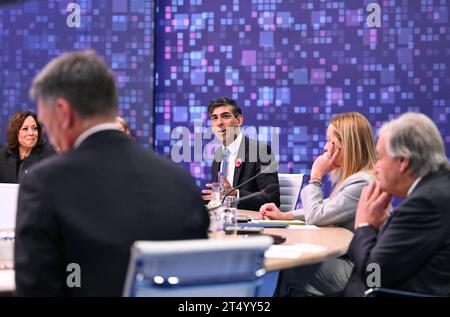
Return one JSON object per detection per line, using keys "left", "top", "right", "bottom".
{"left": 236, "top": 210, "right": 354, "bottom": 272}
{"left": 1, "top": 210, "right": 354, "bottom": 293}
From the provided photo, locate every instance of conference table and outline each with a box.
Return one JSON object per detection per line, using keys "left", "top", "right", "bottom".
{"left": 222, "top": 210, "right": 354, "bottom": 272}
{"left": 0, "top": 210, "right": 353, "bottom": 294}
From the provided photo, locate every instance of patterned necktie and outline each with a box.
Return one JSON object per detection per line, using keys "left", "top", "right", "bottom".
{"left": 221, "top": 148, "right": 230, "bottom": 178}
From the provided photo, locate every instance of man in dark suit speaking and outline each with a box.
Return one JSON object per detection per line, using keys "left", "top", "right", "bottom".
{"left": 344, "top": 112, "right": 450, "bottom": 296}
{"left": 202, "top": 97, "right": 280, "bottom": 211}
{"left": 14, "top": 51, "right": 209, "bottom": 296}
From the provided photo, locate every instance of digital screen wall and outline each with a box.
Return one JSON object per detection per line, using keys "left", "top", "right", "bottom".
{"left": 154, "top": 0, "right": 449, "bottom": 188}
{"left": 1, "top": 0, "right": 449, "bottom": 191}
{"left": 0, "top": 0, "right": 154, "bottom": 146}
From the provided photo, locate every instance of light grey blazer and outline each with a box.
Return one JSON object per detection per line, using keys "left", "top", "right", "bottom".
{"left": 292, "top": 171, "right": 374, "bottom": 232}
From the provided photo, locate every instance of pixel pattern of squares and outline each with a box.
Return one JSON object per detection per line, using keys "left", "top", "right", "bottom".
{"left": 0, "top": 0, "right": 154, "bottom": 146}
{"left": 154, "top": 0, "right": 449, "bottom": 187}
{"left": 0, "top": 0, "right": 449, "bottom": 190}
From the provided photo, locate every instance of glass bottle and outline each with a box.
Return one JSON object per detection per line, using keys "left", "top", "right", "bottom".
{"left": 217, "top": 172, "right": 226, "bottom": 197}
{"left": 207, "top": 182, "right": 224, "bottom": 233}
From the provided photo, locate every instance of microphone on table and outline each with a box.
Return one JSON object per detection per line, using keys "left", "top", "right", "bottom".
{"left": 220, "top": 161, "right": 279, "bottom": 205}
{"left": 207, "top": 183, "right": 279, "bottom": 213}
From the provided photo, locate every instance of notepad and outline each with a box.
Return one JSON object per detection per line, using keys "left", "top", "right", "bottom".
{"left": 264, "top": 245, "right": 303, "bottom": 259}
{"left": 251, "top": 219, "right": 306, "bottom": 226}
{"left": 237, "top": 223, "right": 288, "bottom": 228}
{"left": 293, "top": 243, "right": 327, "bottom": 253}
{"left": 287, "top": 225, "right": 319, "bottom": 230}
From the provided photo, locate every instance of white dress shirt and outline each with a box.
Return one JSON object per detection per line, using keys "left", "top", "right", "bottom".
{"left": 221, "top": 132, "right": 243, "bottom": 187}
{"left": 406, "top": 176, "right": 422, "bottom": 197}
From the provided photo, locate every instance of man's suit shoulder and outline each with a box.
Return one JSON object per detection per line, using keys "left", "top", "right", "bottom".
{"left": 411, "top": 170, "right": 450, "bottom": 207}
{"left": 397, "top": 170, "right": 450, "bottom": 234}
{"left": 243, "top": 137, "right": 276, "bottom": 165}
{"left": 419, "top": 169, "right": 450, "bottom": 194}
{"left": 143, "top": 149, "right": 197, "bottom": 184}
{"left": 26, "top": 140, "right": 197, "bottom": 189}
{"left": 24, "top": 150, "right": 71, "bottom": 182}
{"left": 418, "top": 170, "right": 450, "bottom": 214}
{"left": 245, "top": 137, "right": 273, "bottom": 151}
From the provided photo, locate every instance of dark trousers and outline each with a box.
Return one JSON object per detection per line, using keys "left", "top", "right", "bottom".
{"left": 274, "top": 256, "right": 354, "bottom": 297}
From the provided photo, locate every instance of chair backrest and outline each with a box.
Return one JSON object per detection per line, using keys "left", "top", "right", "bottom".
{"left": 278, "top": 174, "right": 304, "bottom": 212}
{"left": 123, "top": 236, "right": 273, "bottom": 297}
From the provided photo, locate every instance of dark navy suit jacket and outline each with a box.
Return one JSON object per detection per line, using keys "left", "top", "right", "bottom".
{"left": 14, "top": 130, "right": 209, "bottom": 296}
{"left": 212, "top": 136, "right": 280, "bottom": 211}
{"left": 344, "top": 168, "right": 450, "bottom": 296}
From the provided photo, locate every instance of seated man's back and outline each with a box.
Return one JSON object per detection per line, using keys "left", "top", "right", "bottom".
{"left": 15, "top": 130, "right": 209, "bottom": 296}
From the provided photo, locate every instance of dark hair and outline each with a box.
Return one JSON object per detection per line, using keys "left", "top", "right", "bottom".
{"left": 29, "top": 50, "right": 118, "bottom": 118}
{"left": 6, "top": 111, "right": 44, "bottom": 155}
{"left": 208, "top": 97, "right": 242, "bottom": 118}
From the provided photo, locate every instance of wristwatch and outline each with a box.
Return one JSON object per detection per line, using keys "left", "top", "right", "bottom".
{"left": 308, "top": 178, "right": 322, "bottom": 186}
{"left": 356, "top": 222, "right": 372, "bottom": 229}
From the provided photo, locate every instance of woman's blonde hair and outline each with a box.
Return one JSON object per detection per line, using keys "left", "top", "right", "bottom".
{"left": 329, "top": 112, "right": 377, "bottom": 196}
{"left": 116, "top": 116, "right": 132, "bottom": 136}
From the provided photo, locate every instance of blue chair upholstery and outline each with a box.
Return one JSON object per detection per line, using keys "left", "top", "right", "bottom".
{"left": 123, "top": 236, "right": 273, "bottom": 297}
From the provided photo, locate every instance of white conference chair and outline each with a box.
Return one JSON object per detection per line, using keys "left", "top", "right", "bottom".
{"left": 278, "top": 173, "right": 304, "bottom": 212}
{"left": 0, "top": 183, "right": 19, "bottom": 263}
{"left": 123, "top": 236, "right": 273, "bottom": 297}
{"left": 0, "top": 183, "right": 19, "bottom": 229}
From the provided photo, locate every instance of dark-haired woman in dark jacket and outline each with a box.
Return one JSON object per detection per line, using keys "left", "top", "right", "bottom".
{"left": 0, "top": 111, "right": 55, "bottom": 183}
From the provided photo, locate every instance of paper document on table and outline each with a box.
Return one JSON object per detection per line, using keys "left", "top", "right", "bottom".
{"left": 293, "top": 243, "right": 328, "bottom": 253}
{"left": 252, "top": 219, "right": 306, "bottom": 226}
{"left": 264, "top": 245, "right": 304, "bottom": 259}
{"left": 287, "top": 225, "right": 319, "bottom": 230}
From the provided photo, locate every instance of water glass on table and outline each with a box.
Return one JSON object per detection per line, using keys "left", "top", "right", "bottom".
{"left": 222, "top": 196, "right": 237, "bottom": 235}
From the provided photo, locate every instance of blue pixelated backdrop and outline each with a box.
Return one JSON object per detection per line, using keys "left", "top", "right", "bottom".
{"left": 154, "top": 0, "right": 450, "bottom": 188}
{"left": 1, "top": 0, "right": 449, "bottom": 190}
{"left": 0, "top": 0, "right": 154, "bottom": 146}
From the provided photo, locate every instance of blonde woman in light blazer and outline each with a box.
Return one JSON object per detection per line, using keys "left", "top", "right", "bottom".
{"left": 260, "top": 112, "right": 378, "bottom": 296}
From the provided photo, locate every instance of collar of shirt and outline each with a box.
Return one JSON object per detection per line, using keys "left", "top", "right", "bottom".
{"left": 222, "top": 132, "right": 243, "bottom": 157}
{"left": 74, "top": 123, "right": 120, "bottom": 149}
{"left": 406, "top": 176, "right": 422, "bottom": 197}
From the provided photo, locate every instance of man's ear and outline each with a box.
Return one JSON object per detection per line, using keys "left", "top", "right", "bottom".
{"left": 398, "top": 156, "right": 410, "bottom": 174}
{"left": 54, "top": 98, "right": 75, "bottom": 130}
{"left": 237, "top": 115, "right": 244, "bottom": 127}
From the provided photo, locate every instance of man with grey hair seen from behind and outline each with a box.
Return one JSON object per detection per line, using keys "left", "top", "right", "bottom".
{"left": 14, "top": 50, "right": 209, "bottom": 296}
{"left": 343, "top": 112, "right": 450, "bottom": 296}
